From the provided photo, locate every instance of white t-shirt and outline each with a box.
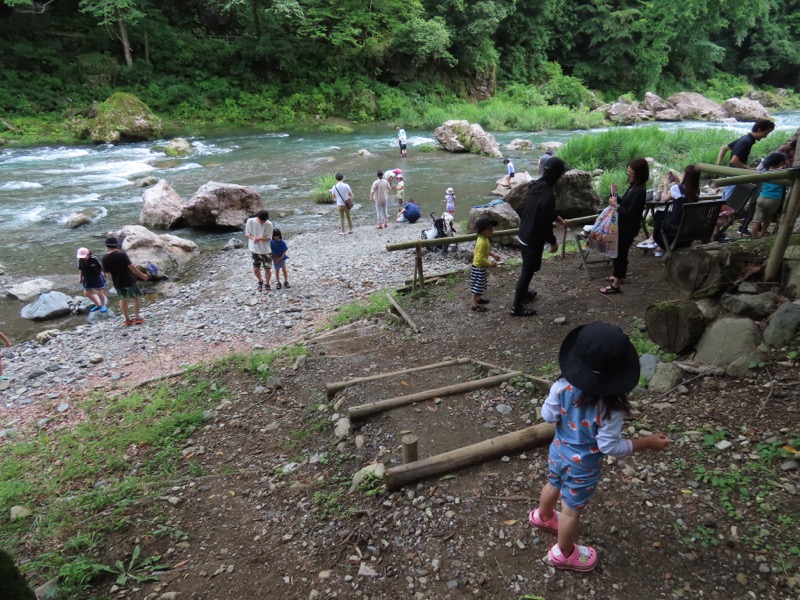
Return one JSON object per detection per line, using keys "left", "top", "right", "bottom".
{"left": 669, "top": 184, "right": 684, "bottom": 199}
{"left": 331, "top": 182, "right": 352, "bottom": 207}
{"left": 245, "top": 217, "right": 273, "bottom": 254}
{"left": 398, "top": 129, "right": 407, "bottom": 143}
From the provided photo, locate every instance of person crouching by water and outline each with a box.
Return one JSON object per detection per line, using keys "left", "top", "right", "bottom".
{"left": 76, "top": 247, "right": 108, "bottom": 313}
{"left": 101, "top": 237, "right": 150, "bottom": 326}
{"left": 396, "top": 198, "right": 421, "bottom": 223}
{"left": 599, "top": 158, "right": 648, "bottom": 294}
{"left": 270, "top": 229, "right": 291, "bottom": 289}
{"left": 470, "top": 217, "right": 502, "bottom": 312}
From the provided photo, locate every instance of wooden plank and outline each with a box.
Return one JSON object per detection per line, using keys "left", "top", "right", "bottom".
{"left": 325, "top": 357, "right": 472, "bottom": 399}
{"left": 386, "top": 293, "right": 420, "bottom": 333}
{"left": 348, "top": 371, "right": 523, "bottom": 420}
{"left": 385, "top": 423, "right": 555, "bottom": 490}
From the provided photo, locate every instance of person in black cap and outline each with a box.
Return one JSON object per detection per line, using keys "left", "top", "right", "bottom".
{"left": 101, "top": 236, "right": 151, "bottom": 326}
{"left": 510, "top": 156, "right": 567, "bottom": 316}
{"left": 528, "top": 322, "right": 669, "bottom": 572}
{"left": 470, "top": 216, "right": 501, "bottom": 312}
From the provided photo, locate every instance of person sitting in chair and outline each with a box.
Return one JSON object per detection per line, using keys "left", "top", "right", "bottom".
{"left": 652, "top": 165, "right": 700, "bottom": 256}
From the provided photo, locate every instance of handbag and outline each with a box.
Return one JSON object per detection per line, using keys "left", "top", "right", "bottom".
{"left": 334, "top": 184, "right": 353, "bottom": 209}
{"left": 587, "top": 205, "right": 619, "bottom": 258}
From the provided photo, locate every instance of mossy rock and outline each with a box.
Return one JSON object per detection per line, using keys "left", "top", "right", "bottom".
{"left": 0, "top": 549, "right": 37, "bottom": 600}
{"left": 90, "top": 92, "right": 163, "bottom": 144}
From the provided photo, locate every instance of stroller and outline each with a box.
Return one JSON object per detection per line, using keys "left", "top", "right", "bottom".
{"left": 421, "top": 212, "right": 458, "bottom": 253}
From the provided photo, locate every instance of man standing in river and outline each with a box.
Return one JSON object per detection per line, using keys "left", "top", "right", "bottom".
{"left": 397, "top": 127, "right": 408, "bottom": 157}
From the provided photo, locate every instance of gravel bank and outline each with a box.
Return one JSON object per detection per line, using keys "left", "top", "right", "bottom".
{"left": 0, "top": 220, "right": 470, "bottom": 438}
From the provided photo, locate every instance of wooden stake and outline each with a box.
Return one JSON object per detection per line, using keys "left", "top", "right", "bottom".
{"left": 402, "top": 435, "right": 419, "bottom": 464}
{"left": 385, "top": 423, "right": 555, "bottom": 490}
{"left": 386, "top": 293, "right": 420, "bottom": 333}
{"left": 348, "top": 371, "right": 523, "bottom": 420}
{"left": 415, "top": 245, "right": 424, "bottom": 287}
{"left": 472, "top": 359, "right": 551, "bottom": 392}
{"left": 325, "top": 357, "right": 472, "bottom": 399}
{"left": 766, "top": 159, "right": 800, "bottom": 281}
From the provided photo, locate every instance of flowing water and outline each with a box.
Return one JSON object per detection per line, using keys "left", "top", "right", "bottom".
{"left": 1, "top": 115, "right": 797, "bottom": 338}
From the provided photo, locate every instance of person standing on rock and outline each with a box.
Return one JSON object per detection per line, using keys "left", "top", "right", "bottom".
{"left": 510, "top": 157, "right": 567, "bottom": 317}
{"left": 538, "top": 149, "right": 554, "bottom": 176}
{"left": 76, "top": 247, "right": 108, "bottom": 313}
{"left": 101, "top": 237, "right": 150, "bottom": 326}
{"left": 245, "top": 209, "right": 274, "bottom": 291}
{"left": 331, "top": 172, "right": 354, "bottom": 235}
{"left": 370, "top": 171, "right": 391, "bottom": 229}
{"left": 503, "top": 158, "right": 515, "bottom": 188}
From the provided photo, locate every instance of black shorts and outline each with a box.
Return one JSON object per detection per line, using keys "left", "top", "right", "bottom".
{"left": 399, "top": 143, "right": 407, "bottom": 150}
{"left": 509, "top": 172, "right": 515, "bottom": 178}
{"left": 251, "top": 253, "right": 272, "bottom": 268}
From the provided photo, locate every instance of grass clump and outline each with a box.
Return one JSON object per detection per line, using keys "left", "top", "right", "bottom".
{"left": 629, "top": 319, "right": 676, "bottom": 362}
{"left": 313, "top": 174, "right": 336, "bottom": 204}
{"left": 324, "top": 291, "right": 393, "bottom": 329}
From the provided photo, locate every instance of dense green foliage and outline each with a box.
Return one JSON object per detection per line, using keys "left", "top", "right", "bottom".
{"left": 0, "top": 0, "right": 798, "bottom": 128}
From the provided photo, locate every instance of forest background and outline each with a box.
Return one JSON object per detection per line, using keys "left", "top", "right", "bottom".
{"left": 1, "top": 0, "right": 800, "bottom": 138}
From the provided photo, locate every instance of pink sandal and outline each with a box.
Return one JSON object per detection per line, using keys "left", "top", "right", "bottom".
{"left": 529, "top": 508, "right": 559, "bottom": 533}
{"left": 547, "top": 543, "right": 598, "bottom": 572}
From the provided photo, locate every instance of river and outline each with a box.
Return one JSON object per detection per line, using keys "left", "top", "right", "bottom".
{"left": 0, "top": 115, "right": 797, "bottom": 339}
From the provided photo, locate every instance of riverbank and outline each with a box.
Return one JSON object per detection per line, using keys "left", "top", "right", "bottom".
{"left": 0, "top": 219, "right": 471, "bottom": 438}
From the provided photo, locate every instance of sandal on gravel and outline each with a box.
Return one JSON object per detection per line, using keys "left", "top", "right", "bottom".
{"left": 124, "top": 320, "right": 134, "bottom": 326}
{"left": 257, "top": 281, "right": 264, "bottom": 292}
{"left": 283, "top": 282, "right": 291, "bottom": 289}
{"left": 134, "top": 318, "right": 144, "bottom": 325}
{"left": 509, "top": 307, "right": 537, "bottom": 317}
{"left": 264, "top": 284, "right": 272, "bottom": 292}
{"left": 477, "top": 298, "right": 490, "bottom": 304}
{"left": 604, "top": 277, "right": 624, "bottom": 284}
{"left": 471, "top": 305, "right": 488, "bottom": 312}
{"left": 548, "top": 543, "right": 597, "bottom": 572}
{"left": 529, "top": 508, "right": 560, "bottom": 533}
{"left": 276, "top": 282, "right": 282, "bottom": 290}
{"left": 599, "top": 285, "right": 621, "bottom": 295}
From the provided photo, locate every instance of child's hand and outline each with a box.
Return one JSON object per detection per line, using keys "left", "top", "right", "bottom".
{"left": 646, "top": 433, "right": 670, "bottom": 451}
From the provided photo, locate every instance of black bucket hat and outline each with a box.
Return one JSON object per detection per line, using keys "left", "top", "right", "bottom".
{"left": 558, "top": 322, "right": 640, "bottom": 396}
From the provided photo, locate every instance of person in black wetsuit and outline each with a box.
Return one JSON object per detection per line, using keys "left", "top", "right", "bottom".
{"left": 509, "top": 157, "right": 567, "bottom": 317}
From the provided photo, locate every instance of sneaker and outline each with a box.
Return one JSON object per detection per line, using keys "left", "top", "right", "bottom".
{"left": 0, "top": 375, "right": 8, "bottom": 381}
{"left": 548, "top": 543, "right": 598, "bottom": 572}
{"left": 637, "top": 241, "right": 657, "bottom": 249}
{"left": 739, "top": 230, "right": 752, "bottom": 237}
{"left": 654, "top": 250, "right": 664, "bottom": 257}
{"left": 89, "top": 305, "right": 101, "bottom": 313}
{"left": 100, "top": 306, "right": 108, "bottom": 313}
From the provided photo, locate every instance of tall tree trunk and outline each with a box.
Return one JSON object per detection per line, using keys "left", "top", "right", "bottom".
{"left": 118, "top": 12, "right": 133, "bottom": 66}
{"left": 250, "top": 0, "right": 262, "bottom": 39}
{"left": 144, "top": 26, "right": 150, "bottom": 64}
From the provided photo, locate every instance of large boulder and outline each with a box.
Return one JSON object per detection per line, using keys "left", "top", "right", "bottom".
{"left": 506, "top": 139, "right": 533, "bottom": 151}
{"left": 720, "top": 292, "right": 775, "bottom": 320}
{"left": 7, "top": 278, "right": 54, "bottom": 301}
{"left": 785, "top": 245, "right": 800, "bottom": 299}
{"left": 502, "top": 170, "right": 602, "bottom": 220}
{"left": 763, "top": 302, "right": 800, "bottom": 347}
{"left": 90, "top": 92, "right": 163, "bottom": 144}
{"left": 694, "top": 317, "right": 758, "bottom": 367}
{"left": 114, "top": 225, "right": 199, "bottom": 277}
{"left": 492, "top": 172, "right": 533, "bottom": 196}
{"left": 654, "top": 109, "right": 683, "bottom": 122}
{"left": 164, "top": 137, "right": 193, "bottom": 157}
{"left": 140, "top": 179, "right": 187, "bottom": 229}
{"left": 666, "top": 92, "right": 725, "bottom": 120}
{"left": 605, "top": 99, "right": 641, "bottom": 125}
{"left": 20, "top": 291, "right": 72, "bottom": 321}
{"left": 181, "top": 182, "right": 263, "bottom": 230}
{"left": 433, "top": 120, "right": 502, "bottom": 157}
{"left": 64, "top": 207, "right": 105, "bottom": 229}
{"left": 721, "top": 98, "right": 770, "bottom": 122}
{"left": 643, "top": 92, "right": 673, "bottom": 113}
{"left": 467, "top": 202, "right": 520, "bottom": 247}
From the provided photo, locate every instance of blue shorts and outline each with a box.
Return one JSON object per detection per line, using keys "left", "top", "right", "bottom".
{"left": 547, "top": 441, "right": 602, "bottom": 511}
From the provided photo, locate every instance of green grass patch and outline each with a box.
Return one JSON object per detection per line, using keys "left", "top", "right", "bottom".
{"left": 324, "top": 291, "right": 393, "bottom": 329}
{"left": 215, "top": 344, "right": 307, "bottom": 380}
{"left": 0, "top": 375, "right": 230, "bottom": 596}
{"left": 313, "top": 174, "right": 337, "bottom": 204}
{"left": 630, "top": 319, "right": 676, "bottom": 362}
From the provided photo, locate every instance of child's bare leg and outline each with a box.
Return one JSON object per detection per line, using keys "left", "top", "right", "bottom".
{"left": 281, "top": 265, "right": 288, "bottom": 283}
{"left": 97, "top": 289, "right": 107, "bottom": 306}
{"left": 120, "top": 299, "right": 131, "bottom": 321}
{"left": 557, "top": 505, "right": 581, "bottom": 557}
{"left": 538, "top": 482, "right": 560, "bottom": 520}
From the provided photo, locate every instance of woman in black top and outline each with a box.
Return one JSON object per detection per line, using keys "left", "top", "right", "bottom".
{"left": 653, "top": 165, "right": 701, "bottom": 254}
{"left": 600, "top": 157, "right": 648, "bottom": 294}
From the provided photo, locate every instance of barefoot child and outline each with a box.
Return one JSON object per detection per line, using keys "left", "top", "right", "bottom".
{"left": 0, "top": 331, "right": 11, "bottom": 380}
{"left": 529, "top": 322, "right": 670, "bottom": 572}
{"left": 270, "top": 229, "right": 291, "bottom": 289}
{"left": 470, "top": 217, "right": 501, "bottom": 312}
{"left": 444, "top": 187, "right": 456, "bottom": 214}
{"left": 503, "top": 158, "right": 515, "bottom": 188}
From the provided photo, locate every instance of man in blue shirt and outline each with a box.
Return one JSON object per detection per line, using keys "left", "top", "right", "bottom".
{"left": 396, "top": 199, "right": 421, "bottom": 223}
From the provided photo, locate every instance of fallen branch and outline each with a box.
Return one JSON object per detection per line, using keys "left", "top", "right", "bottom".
{"left": 129, "top": 368, "right": 189, "bottom": 390}
{"left": 472, "top": 359, "right": 552, "bottom": 392}
{"left": 386, "top": 293, "right": 420, "bottom": 333}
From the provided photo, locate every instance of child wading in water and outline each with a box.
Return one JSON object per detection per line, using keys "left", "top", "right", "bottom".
{"left": 530, "top": 322, "right": 669, "bottom": 572}
{"left": 270, "top": 229, "right": 290, "bottom": 289}
{"left": 444, "top": 187, "right": 456, "bottom": 214}
{"left": 470, "top": 217, "right": 501, "bottom": 312}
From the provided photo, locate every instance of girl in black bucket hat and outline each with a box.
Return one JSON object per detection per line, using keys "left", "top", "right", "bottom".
{"left": 529, "top": 322, "right": 670, "bottom": 572}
